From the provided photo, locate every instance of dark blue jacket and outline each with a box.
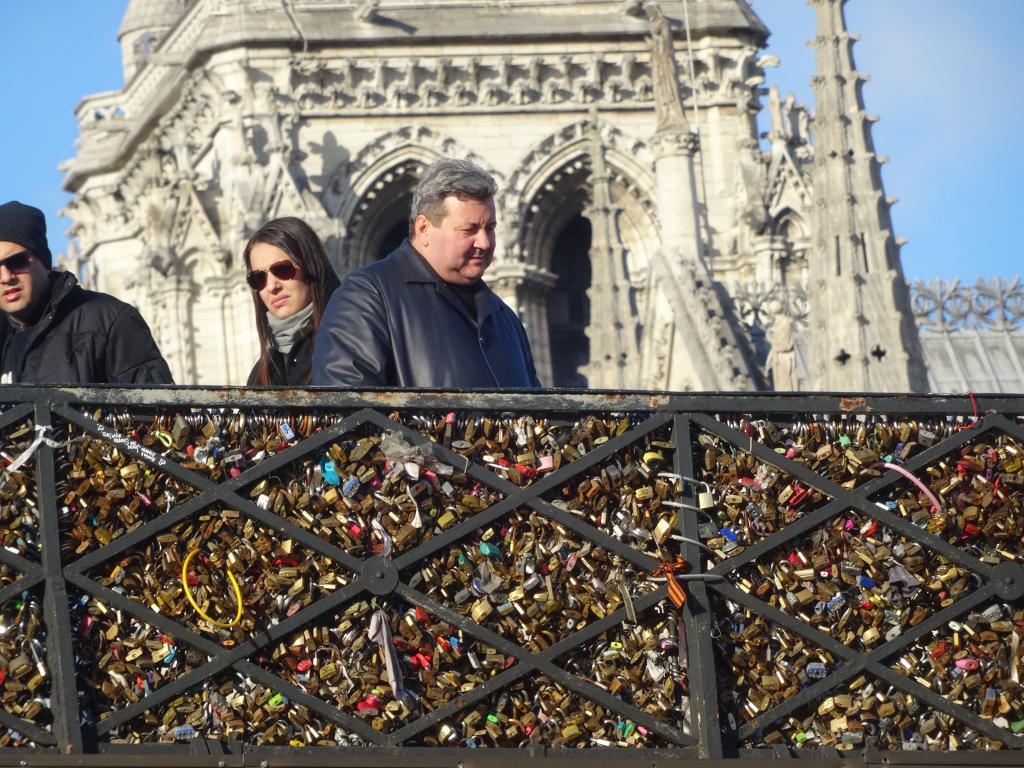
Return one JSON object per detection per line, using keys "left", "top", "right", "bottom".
{"left": 312, "top": 240, "right": 540, "bottom": 388}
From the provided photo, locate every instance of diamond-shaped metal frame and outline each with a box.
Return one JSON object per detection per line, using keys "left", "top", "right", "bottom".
{"left": 47, "top": 403, "right": 695, "bottom": 752}
{"left": 1, "top": 387, "right": 1021, "bottom": 762}
{"left": 690, "top": 411, "right": 1024, "bottom": 750}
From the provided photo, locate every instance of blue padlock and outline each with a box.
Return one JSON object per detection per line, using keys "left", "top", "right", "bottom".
{"left": 322, "top": 459, "right": 341, "bottom": 486}
{"left": 342, "top": 475, "right": 361, "bottom": 498}
{"left": 806, "top": 662, "right": 827, "bottom": 679}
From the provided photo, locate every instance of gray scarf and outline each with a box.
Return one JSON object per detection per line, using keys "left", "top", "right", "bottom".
{"left": 266, "top": 302, "right": 313, "bottom": 354}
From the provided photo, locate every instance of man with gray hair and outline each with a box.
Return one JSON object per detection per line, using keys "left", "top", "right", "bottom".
{"left": 312, "top": 158, "right": 541, "bottom": 387}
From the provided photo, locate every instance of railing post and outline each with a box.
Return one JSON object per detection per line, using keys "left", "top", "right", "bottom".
{"left": 36, "top": 403, "right": 84, "bottom": 752}
{"left": 674, "top": 414, "right": 724, "bottom": 758}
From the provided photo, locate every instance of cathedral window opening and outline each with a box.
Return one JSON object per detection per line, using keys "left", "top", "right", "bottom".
{"left": 517, "top": 144, "right": 657, "bottom": 390}
{"left": 547, "top": 214, "right": 593, "bottom": 389}
{"left": 377, "top": 213, "right": 409, "bottom": 261}
{"left": 834, "top": 235, "right": 841, "bottom": 277}
{"left": 345, "top": 162, "right": 423, "bottom": 269}
{"left": 775, "top": 212, "right": 809, "bottom": 288}
{"left": 133, "top": 32, "right": 159, "bottom": 59}
{"left": 357, "top": 190, "right": 414, "bottom": 263}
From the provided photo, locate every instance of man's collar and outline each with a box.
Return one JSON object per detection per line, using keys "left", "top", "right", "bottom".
{"left": 391, "top": 239, "right": 442, "bottom": 284}
{"left": 388, "top": 239, "right": 502, "bottom": 325}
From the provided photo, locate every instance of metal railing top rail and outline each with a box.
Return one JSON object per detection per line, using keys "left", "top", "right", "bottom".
{"left": 0, "top": 385, "right": 1021, "bottom": 415}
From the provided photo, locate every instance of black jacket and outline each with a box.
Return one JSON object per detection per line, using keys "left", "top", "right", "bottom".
{"left": 247, "top": 332, "right": 313, "bottom": 386}
{"left": 312, "top": 240, "right": 540, "bottom": 388}
{"left": 0, "top": 271, "right": 173, "bottom": 385}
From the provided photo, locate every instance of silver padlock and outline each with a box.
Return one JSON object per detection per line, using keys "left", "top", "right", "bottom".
{"left": 698, "top": 484, "right": 715, "bottom": 509}
{"left": 981, "top": 604, "right": 1004, "bottom": 622}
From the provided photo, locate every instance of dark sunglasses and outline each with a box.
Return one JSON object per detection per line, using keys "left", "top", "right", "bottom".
{"left": 245, "top": 260, "right": 301, "bottom": 291}
{"left": 0, "top": 250, "right": 33, "bottom": 274}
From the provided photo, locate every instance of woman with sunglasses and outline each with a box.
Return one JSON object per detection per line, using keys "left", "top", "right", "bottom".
{"left": 243, "top": 217, "right": 340, "bottom": 385}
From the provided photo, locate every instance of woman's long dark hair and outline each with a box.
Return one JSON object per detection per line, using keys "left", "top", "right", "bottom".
{"left": 243, "top": 217, "right": 340, "bottom": 385}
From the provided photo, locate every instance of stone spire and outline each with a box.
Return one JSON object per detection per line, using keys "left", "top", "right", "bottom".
{"left": 806, "top": 0, "right": 928, "bottom": 392}
{"left": 583, "top": 120, "right": 638, "bottom": 388}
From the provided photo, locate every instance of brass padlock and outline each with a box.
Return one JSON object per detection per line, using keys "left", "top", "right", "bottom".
{"left": 8, "top": 653, "right": 31, "bottom": 678}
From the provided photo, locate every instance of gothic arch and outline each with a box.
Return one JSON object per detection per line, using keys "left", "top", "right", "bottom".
{"left": 773, "top": 208, "right": 808, "bottom": 240}
{"left": 172, "top": 187, "right": 223, "bottom": 273}
{"left": 500, "top": 120, "right": 657, "bottom": 264}
{"left": 341, "top": 157, "right": 426, "bottom": 271}
{"left": 337, "top": 125, "right": 502, "bottom": 222}
{"left": 766, "top": 148, "right": 812, "bottom": 217}
{"left": 772, "top": 207, "right": 810, "bottom": 288}
{"left": 503, "top": 120, "right": 659, "bottom": 272}
{"left": 500, "top": 119, "right": 660, "bottom": 388}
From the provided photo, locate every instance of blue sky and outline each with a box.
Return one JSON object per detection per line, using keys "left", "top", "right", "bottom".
{"left": 1, "top": 1, "right": 1020, "bottom": 281}
{"left": 753, "top": 0, "right": 1023, "bottom": 282}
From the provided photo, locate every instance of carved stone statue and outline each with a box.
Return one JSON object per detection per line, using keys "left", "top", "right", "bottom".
{"left": 418, "top": 79, "right": 443, "bottom": 107}
{"left": 643, "top": 2, "right": 688, "bottom": 133}
{"left": 766, "top": 312, "right": 798, "bottom": 390}
{"left": 767, "top": 85, "right": 785, "bottom": 142}
{"left": 451, "top": 80, "right": 473, "bottom": 107}
{"left": 527, "top": 57, "right": 543, "bottom": 92}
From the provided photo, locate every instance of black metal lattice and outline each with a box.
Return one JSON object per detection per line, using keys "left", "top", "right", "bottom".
{"left": 0, "top": 386, "right": 1019, "bottom": 765}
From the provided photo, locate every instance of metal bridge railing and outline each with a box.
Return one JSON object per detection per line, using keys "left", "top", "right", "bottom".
{"left": 0, "top": 386, "right": 1019, "bottom": 765}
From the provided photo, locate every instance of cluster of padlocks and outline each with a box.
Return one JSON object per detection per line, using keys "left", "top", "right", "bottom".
{"left": 0, "top": 399, "right": 1019, "bottom": 753}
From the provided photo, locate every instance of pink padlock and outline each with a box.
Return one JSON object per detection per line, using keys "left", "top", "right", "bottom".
{"left": 955, "top": 658, "right": 979, "bottom": 671}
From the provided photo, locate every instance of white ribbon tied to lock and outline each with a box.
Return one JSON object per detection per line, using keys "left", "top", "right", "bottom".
{"left": 370, "top": 518, "right": 394, "bottom": 559}
{"left": 367, "top": 609, "right": 406, "bottom": 700}
{"left": 6, "top": 425, "right": 61, "bottom": 473}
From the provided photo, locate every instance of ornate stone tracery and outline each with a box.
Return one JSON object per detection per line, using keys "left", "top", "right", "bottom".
{"left": 501, "top": 119, "right": 656, "bottom": 250}
{"left": 284, "top": 51, "right": 661, "bottom": 115}
{"left": 912, "top": 278, "right": 1024, "bottom": 333}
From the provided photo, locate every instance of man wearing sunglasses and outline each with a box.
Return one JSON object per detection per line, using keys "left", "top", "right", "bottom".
{"left": 313, "top": 158, "right": 540, "bottom": 388}
{"left": 0, "top": 201, "right": 173, "bottom": 385}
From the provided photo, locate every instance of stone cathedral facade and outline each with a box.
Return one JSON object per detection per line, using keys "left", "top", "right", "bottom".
{"left": 61, "top": 0, "right": 1020, "bottom": 391}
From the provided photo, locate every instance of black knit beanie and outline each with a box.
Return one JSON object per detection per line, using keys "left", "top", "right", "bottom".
{"left": 0, "top": 202, "right": 52, "bottom": 269}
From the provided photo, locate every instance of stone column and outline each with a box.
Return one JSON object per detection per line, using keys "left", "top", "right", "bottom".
{"left": 204, "top": 274, "right": 258, "bottom": 385}
{"left": 753, "top": 234, "right": 787, "bottom": 285}
{"left": 148, "top": 270, "right": 198, "bottom": 385}
{"left": 487, "top": 262, "right": 557, "bottom": 385}
{"left": 583, "top": 120, "right": 638, "bottom": 389}
{"left": 652, "top": 129, "right": 704, "bottom": 265}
